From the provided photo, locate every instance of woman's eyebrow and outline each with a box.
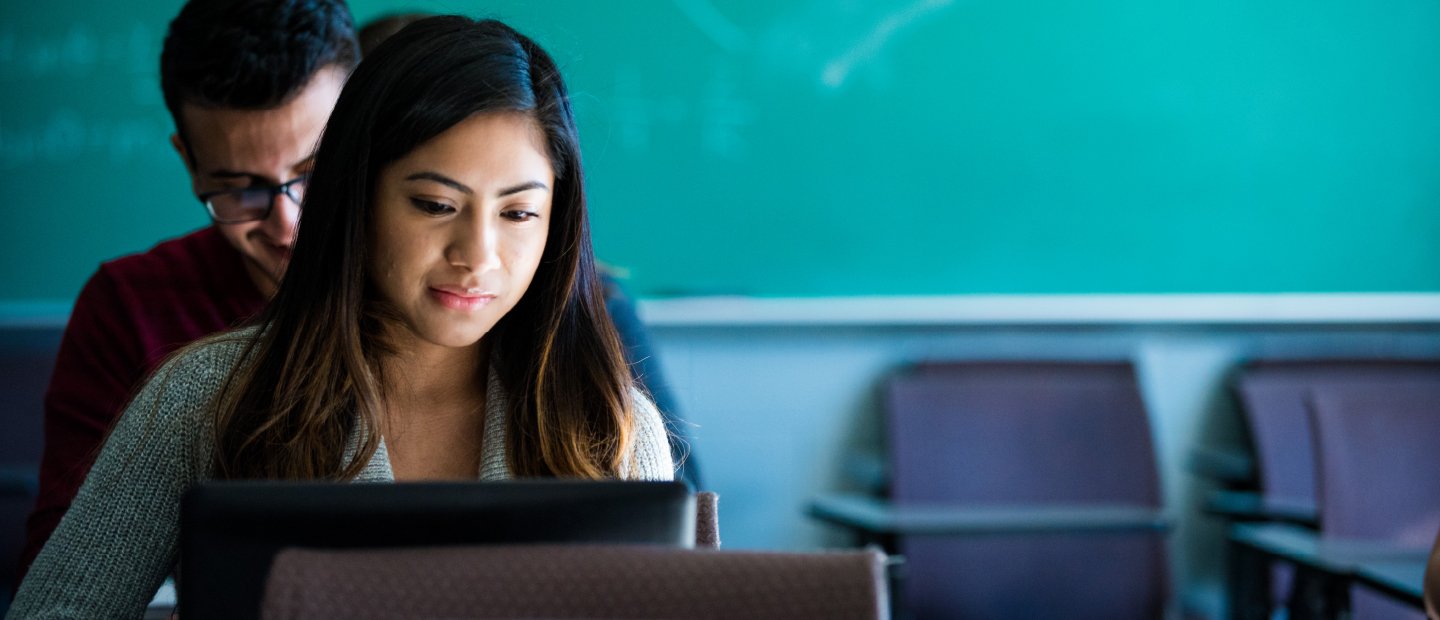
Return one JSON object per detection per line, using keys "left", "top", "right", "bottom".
{"left": 497, "top": 180, "right": 549, "bottom": 197}
{"left": 405, "top": 171, "right": 473, "bottom": 195}
{"left": 406, "top": 172, "right": 549, "bottom": 198}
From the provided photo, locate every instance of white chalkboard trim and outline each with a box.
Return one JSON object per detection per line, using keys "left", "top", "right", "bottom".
{"left": 638, "top": 294, "right": 1440, "bottom": 327}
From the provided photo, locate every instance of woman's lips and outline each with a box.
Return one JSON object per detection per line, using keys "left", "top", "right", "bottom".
{"left": 429, "top": 287, "right": 496, "bottom": 311}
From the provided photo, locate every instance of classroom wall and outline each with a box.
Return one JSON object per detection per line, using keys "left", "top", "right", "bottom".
{"left": 4, "top": 0, "right": 1440, "bottom": 305}
{"left": 643, "top": 313, "right": 1440, "bottom": 616}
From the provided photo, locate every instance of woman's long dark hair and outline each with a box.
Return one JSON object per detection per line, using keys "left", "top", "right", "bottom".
{"left": 210, "top": 16, "right": 634, "bottom": 479}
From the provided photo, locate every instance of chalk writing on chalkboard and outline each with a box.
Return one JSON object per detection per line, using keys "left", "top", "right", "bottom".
{"left": 1, "top": 20, "right": 165, "bottom": 168}
{"left": 0, "top": 112, "right": 168, "bottom": 168}
{"left": 606, "top": 62, "right": 753, "bottom": 160}
{"left": 0, "top": 23, "right": 156, "bottom": 78}
{"left": 821, "top": 0, "right": 955, "bottom": 89}
{"left": 742, "top": 0, "right": 957, "bottom": 92}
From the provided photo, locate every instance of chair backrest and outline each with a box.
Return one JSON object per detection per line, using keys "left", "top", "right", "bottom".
{"left": 260, "top": 545, "right": 888, "bottom": 620}
{"left": 0, "top": 327, "right": 61, "bottom": 603}
{"left": 888, "top": 361, "right": 1166, "bottom": 620}
{"left": 893, "top": 361, "right": 1160, "bottom": 506}
{"left": 1234, "top": 360, "right": 1440, "bottom": 507}
{"left": 1308, "top": 382, "right": 1440, "bottom": 620}
{"left": 1309, "top": 383, "right": 1440, "bottom": 544}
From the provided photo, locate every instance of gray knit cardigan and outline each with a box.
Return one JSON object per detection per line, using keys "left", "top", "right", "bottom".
{"left": 8, "top": 331, "right": 674, "bottom": 619}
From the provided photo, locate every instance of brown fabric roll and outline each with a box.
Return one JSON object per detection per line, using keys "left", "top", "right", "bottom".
{"left": 261, "top": 545, "right": 887, "bottom": 620}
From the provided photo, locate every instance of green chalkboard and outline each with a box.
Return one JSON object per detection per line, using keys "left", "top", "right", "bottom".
{"left": 3, "top": 0, "right": 1439, "bottom": 302}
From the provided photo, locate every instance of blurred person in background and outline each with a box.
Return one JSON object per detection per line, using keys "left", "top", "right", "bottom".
{"left": 18, "top": 0, "right": 360, "bottom": 583}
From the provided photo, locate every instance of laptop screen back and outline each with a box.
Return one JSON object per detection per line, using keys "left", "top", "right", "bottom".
{"left": 180, "top": 480, "right": 695, "bottom": 620}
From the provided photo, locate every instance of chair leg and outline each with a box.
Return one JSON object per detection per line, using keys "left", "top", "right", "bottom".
{"left": 1284, "top": 565, "right": 1349, "bottom": 620}
{"left": 885, "top": 553, "right": 911, "bottom": 620}
{"left": 1228, "top": 540, "right": 1273, "bottom": 620}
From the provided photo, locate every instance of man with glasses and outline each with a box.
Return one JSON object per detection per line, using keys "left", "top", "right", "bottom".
{"left": 18, "top": 0, "right": 358, "bottom": 581}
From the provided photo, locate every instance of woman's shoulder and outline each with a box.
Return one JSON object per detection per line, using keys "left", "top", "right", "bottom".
{"left": 624, "top": 386, "right": 675, "bottom": 481}
{"left": 628, "top": 385, "right": 660, "bottom": 420}
{"left": 144, "top": 325, "right": 259, "bottom": 402}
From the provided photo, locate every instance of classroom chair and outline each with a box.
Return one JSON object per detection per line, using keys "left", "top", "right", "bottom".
{"left": 1233, "top": 360, "right": 1440, "bottom": 519}
{"left": 259, "top": 545, "right": 889, "bottom": 619}
{"left": 1223, "top": 361, "right": 1440, "bottom": 618}
{"left": 1308, "top": 382, "right": 1440, "bottom": 620}
{"left": 900, "top": 362, "right": 1168, "bottom": 620}
{"left": 812, "top": 361, "right": 1170, "bottom": 620}
{"left": 0, "top": 328, "right": 60, "bottom": 608}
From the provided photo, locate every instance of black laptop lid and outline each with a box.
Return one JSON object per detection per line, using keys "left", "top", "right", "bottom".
{"left": 180, "top": 480, "right": 694, "bottom": 620}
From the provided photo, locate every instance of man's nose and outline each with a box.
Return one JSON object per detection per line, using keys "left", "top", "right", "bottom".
{"left": 259, "top": 190, "right": 301, "bottom": 243}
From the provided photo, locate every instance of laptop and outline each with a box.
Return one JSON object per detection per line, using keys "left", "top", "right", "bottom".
{"left": 180, "top": 480, "right": 694, "bottom": 620}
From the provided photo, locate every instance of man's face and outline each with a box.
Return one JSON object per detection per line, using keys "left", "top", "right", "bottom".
{"left": 172, "top": 66, "right": 346, "bottom": 297}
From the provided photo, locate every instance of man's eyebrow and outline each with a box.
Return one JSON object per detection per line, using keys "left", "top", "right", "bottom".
{"left": 205, "top": 156, "right": 315, "bottom": 181}
{"left": 405, "top": 171, "right": 473, "bottom": 195}
{"left": 289, "top": 154, "right": 316, "bottom": 172}
{"left": 206, "top": 170, "right": 265, "bottom": 182}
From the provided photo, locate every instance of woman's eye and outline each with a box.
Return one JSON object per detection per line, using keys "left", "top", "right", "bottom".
{"left": 409, "top": 198, "right": 454, "bottom": 215}
{"left": 502, "top": 209, "right": 540, "bottom": 222}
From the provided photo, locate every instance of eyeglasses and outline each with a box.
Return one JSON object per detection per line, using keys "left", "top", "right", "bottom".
{"left": 198, "top": 175, "right": 309, "bottom": 224}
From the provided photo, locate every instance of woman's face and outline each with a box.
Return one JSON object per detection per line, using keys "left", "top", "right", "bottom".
{"left": 369, "top": 111, "right": 554, "bottom": 350}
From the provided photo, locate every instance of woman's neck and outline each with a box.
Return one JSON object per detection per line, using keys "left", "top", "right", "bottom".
{"left": 376, "top": 333, "right": 493, "bottom": 480}
{"left": 379, "top": 334, "right": 491, "bottom": 417}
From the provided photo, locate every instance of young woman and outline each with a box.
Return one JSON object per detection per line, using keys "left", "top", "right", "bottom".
{"left": 11, "top": 16, "right": 672, "bottom": 617}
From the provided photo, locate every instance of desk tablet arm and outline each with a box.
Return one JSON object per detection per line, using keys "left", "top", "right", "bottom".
{"left": 1187, "top": 445, "right": 1257, "bottom": 487}
{"left": 808, "top": 493, "right": 1171, "bottom": 539}
{"left": 1229, "top": 522, "right": 1430, "bottom": 617}
{"left": 1203, "top": 490, "right": 1318, "bottom": 527}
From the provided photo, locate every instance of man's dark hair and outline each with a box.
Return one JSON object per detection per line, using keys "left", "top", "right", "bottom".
{"left": 161, "top": 0, "right": 359, "bottom": 142}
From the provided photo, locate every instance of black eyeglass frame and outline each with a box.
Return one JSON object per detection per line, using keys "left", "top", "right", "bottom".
{"left": 197, "top": 175, "right": 309, "bottom": 224}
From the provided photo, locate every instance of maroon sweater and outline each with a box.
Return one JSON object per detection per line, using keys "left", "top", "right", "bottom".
{"left": 20, "top": 227, "right": 266, "bottom": 580}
